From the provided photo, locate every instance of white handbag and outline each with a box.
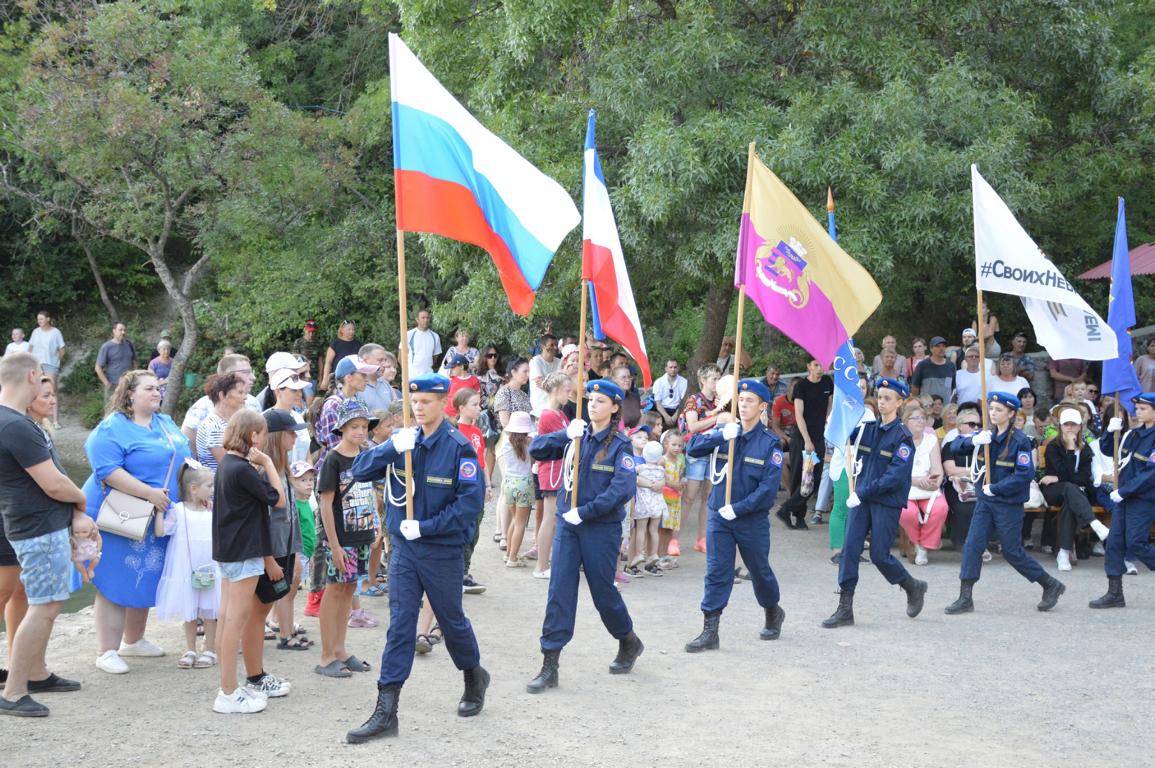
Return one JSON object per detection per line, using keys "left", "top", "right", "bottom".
{"left": 95, "top": 424, "right": 178, "bottom": 542}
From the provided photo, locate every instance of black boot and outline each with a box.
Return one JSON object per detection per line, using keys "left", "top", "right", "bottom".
{"left": 900, "top": 577, "right": 928, "bottom": 618}
{"left": 1037, "top": 573, "right": 1066, "bottom": 612}
{"left": 760, "top": 604, "right": 786, "bottom": 640}
{"left": 821, "top": 590, "right": 854, "bottom": 628}
{"left": 608, "top": 632, "right": 644, "bottom": 674}
{"left": 457, "top": 666, "right": 489, "bottom": 717}
{"left": 684, "top": 611, "right": 721, "bottom": 653}
{"left": 525, "top": 649, "right": 560, "bottom": 694}
{"left": 944, "top": 579, "right": 976, "bottom": 615}
{"left": 346, "top": 684, "right": 400, "bottom": 743}
{"left": 1088, "top": 576, "right": 1125, "bottom": 609}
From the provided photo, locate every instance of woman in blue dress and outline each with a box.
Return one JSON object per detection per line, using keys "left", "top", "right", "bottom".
{"left": 83, "top": 370, "right": 190, "bottom": 675}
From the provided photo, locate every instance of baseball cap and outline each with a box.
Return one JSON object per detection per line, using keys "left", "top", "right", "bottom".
{"left": 929, "top": 336, "right": 946, "bottom": 346}
{"left": 270, "top": 368, "right": 309, "bottom": 390}
{"left": 446, "top": 352, "right": 470, "bottom": 369}
{"left": 263, "top": 408, "right": 308, "bottom": 434}
{"left": 335, "top": 355, "right": 378, "bottom": 380}
{"left": 304, "top": 320, "right": 317, "bottom": 330}
{"left": 265, "top": 351, "right": 300, "bottom": 374}
{"left": 1058, "top": 408, "right": 1082, "bottom": 425}
{"left": 289, "top": 461, "right": 315, "bottom": 478}
{"left": 962, "top": 328, "right": 977, "bottom": 338}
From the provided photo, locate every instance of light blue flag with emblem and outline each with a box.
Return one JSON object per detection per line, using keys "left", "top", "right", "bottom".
{"left": 822, "top": 189, "right": 866, "bottom": 449}
{"left": 1102, "top": 197, "right": 1142, "bottom": 416}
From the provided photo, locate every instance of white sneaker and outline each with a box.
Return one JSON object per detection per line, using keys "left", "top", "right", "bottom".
{"left": 1091, "top": 542, "right": 1106, "bottom": 556}
{"left": 1090, "top": 519, "right": 1110, "bottom": 541}
{"left": 95, "top": 649, "right": 129, "bottom": 674}
{"left": 239, "top": 684, "right": 267, "bottom": 702}
{"left": 214, "top": 688, "right": 266, "bottom": 714}
{"left": 532, "top": 569, "right": 551, "bottom": 580}
{"left": 1056, "top": 549, "right": 1072, "bottom": 572}
{"left": 119, "top": 638, "right": 165, "bottom": 657}
{"left": 1125, "top": 561, "right": 1139, "bottom": 575}
{"left": 915, "top": 546, "right": 928, "bottom": 566}
{"left": 245, "top": 674, "right": 290, "bottom": 699}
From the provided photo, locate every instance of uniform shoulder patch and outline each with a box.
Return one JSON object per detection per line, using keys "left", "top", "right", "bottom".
{"left": 620, "top": 454, "right": 636, "bottom": 472}
{"left": 448, "top": 429, "right": 471, "bottom": 448}
{"left": 458, "top": 458, "right": 479, "bottom": 482}
{"left": 897, "top": 444, "right": 912, "bottom": 461}
{"left": 771, "top": 449, "right": 783, "bottom": 466}
{"left": 1017, "top": 451, "right": 1031, "bottom": 467}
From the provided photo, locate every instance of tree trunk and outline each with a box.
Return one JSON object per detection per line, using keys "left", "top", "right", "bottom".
{"left": 687, "top": 277, "right": 734, "bottom": 379}
{"left": 79, "top": 238, "right": 120, "bottom": 325}
{"left": 145, "top": 243, "right": 201, "bottom": 415}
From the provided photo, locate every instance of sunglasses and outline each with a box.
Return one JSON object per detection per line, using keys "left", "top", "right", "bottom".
{"left": 1088, "top": 389, "right": 1099, "bottom": 394}
{"left": 486, "top": 353, "right": 497, "bottom": 358}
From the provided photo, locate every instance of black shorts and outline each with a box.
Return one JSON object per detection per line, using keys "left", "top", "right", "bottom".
{"left": 0, "top": 529, "right": 16, "bottom": 567}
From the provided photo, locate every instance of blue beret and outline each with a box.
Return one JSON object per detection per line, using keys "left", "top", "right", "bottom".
{"left": 988, "top": 391, "right": 1021, "bottom": 410}
{"left": 1132, "top": 392, "right": 1155, "bottom": 407}
{"left": 876, "top": 377, "right": 910, "bottom": 398}
{"left": 409, "top": 372, "right": 450, "bottom": 393}
{"left": 585, "top": 378, "right": 624, "bottom": 402}
{"left": 738, "top": 377, "right": 772, "bottom": 403}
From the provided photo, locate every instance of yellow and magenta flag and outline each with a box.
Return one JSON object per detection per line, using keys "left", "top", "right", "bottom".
{"left": 735, "top": 145, "right": 881, "bottom": 367}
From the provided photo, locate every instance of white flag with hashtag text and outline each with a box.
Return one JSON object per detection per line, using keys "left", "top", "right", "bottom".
{"left": 972, "top": 165, "right": 1116, "bottom": 361}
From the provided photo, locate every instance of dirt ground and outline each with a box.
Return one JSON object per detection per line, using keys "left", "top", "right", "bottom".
{"left": 4, "top": 499, "right": 1150, "bottom": 768}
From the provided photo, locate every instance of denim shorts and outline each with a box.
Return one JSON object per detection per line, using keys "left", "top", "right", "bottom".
{"left": 219, "top": 557, "right": 266, "bottom": 583}
{"left": 40, "top": 364, "right": 60, "bottom": 376}
{"left": 685, "top": 455, "right": 709, "bottom": 482}
{"left": 12, "top": 528, "right": 72, "bottom": 605}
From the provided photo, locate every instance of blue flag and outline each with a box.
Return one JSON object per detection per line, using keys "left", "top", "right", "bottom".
{"left": 1102, "top": 197, "right": 1142, "bottom": 415}
{"left": 823, "top": 189, "right": 865, "bottom": 448}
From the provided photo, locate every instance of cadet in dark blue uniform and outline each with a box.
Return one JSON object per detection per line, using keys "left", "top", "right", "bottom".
{"left": 344, "top": 373, "right": 488, "bottom": 743}
{"left": 945, "top": 391, "right": 1065, "bottom": 615}
{"left": 1089, "top": 393, "right": 1155, "bottom": 609}
{"left": 822, "top": 379, "right": 927, "bottom": 628}
{"left": 684, "top": 378, "right": 786, "bottom": 651}
{"left": 525, "top": 379, "right": 643, "bottom": 694}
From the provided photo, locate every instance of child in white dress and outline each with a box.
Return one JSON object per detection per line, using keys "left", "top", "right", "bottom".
{"left": 156, "top": 461, "right": 220, "bottom": 669}
{"left": 632, "top": 441, "right": 668, "bottom": 575}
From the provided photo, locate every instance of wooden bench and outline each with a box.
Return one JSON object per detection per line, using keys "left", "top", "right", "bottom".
{"left": 897, "top": 504, "right": 1112, "bottom": 560}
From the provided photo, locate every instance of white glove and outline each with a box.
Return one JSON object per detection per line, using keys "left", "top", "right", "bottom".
{"left": 562, "top": 508, "right": 583, "bottom": 526}
{"left": 972, "top": 430, "right": 992, "bottom": 446}
{"left": 1107, "top": 417, "right": 1123, "bottom": 433}
{"left": 846, "top": 492, "right": 861, "bottom": 508}
{"left": 721, "top": 422, "right": 740, "bottom": 441}
{"left": 399, "top": 519, "right": 422, "bottom": 540}
{"left": 391, "top": 427, "right": 418, "bottom": 453}
{"left": 718, "top": 504, "right": 736, "bottom": 521}
{"left": 566, "top": 419, "right": 587, "bottom": 440}
{"left": 982, "top": 484, "right": 994, "bottom": 497}
{"left": 1110, "top": 489, "right": 1123, "bottom": 504}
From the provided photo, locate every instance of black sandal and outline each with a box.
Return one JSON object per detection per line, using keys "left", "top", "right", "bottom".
{"left": 277, "top": 636, "right": 310, "bottom": 651}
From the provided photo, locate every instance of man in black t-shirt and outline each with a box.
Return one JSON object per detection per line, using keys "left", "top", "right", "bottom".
{"left": 0, "top": 352, "right": 94, "bottom": 717}
{"left": 775, "top": 359, "right": 833, "bottom": 529}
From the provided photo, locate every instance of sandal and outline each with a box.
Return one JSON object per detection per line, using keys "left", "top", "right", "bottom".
{"left": 177, "top": 651, "right": 197, "bottom": 669}
{"left": 362, "top": 584, "right": 387, "bottom": 597}
{"left": 415, "top": 634, "right": 433, "bottom": 655}
{"left": 263, "top": 623, "right": 277, "bottom": 641}
{"left": 292, "top": 623, "right": 308, "bottom": 637}
{"left": 492, "top": 533, "right": 502, "bottom": 543}
{"left": 982, "top": 549, "right": 993, "bottom": 563}
{"left": 277, "top": 636, "right": 310, "bottom": 651}
{"left": 194, "top": 651, "right": 217, "bottom": 669}
{"left": 340, "top": 655, "right": 371, "bottom": 672}
{"left": 428, "top": 624, "right": 443, "bottom": 645}
{"left": 314, "top": 660, "right": 352, "bottom": 678}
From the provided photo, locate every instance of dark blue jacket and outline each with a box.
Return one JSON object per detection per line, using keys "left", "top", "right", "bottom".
{"left": 1099, "top": 425, "right": 1155, "bottom": 503}
{"left": 686, "top": 423, "right": 783, "bottom": 519}
{"left": 849, "top": 417, "right": 915, "bottom": 509}
{"left": 953, "top": 426, "right": 1034, "bottom": 504}
{"left": 350, "top": 419, "right": 484, "bottom": 547}
{"left": 530, "top": 425, "right": 635, "bottom": 524}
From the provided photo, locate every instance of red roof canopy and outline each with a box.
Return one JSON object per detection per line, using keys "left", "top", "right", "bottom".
{"left": 1078, "top": 242, "right": 1155, "bottom": 280}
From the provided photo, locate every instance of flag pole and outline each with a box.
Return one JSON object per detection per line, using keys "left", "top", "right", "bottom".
{"left": 572, "top": 279, "right": 589, "bottom": 503}
{"left": 397, "top": 230, "right": 415, "bottom": 521}
{"left": 724, "top": 285, "right": 747, "bottom": 505}
{"left": 976, "top": 289, "right": 992, "bottom": 474}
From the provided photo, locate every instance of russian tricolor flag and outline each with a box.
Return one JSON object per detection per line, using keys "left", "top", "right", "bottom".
{"left": 389, "top": 34, "right": 579, "bottom": 316}
{"left": 583, "top": 111, "right": 651, "bottom": 386}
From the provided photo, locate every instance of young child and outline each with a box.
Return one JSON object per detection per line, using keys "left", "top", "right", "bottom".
{"left": 289, "top": 460, "right": 318, "bottom": 584}
{"left": 500, "top": 411, "right": 535, "bottom": 566}
{"left": 156, "top": 460, "right": 220, "bottom": 670}
{"left": 361, "top": 408, "right": 398, "bottom": 599}
{"left": 659, "top": 429, "right": 687, "bottom": 560}
{"left": 623, "top": 428, "right": 651, "bottom": 577}
{"left": 316, "top": 400, "right": 379, "bottom": 678}
{"left": 454, "top": 389, "right": 490, "bottom": 587}
{"left": 263, "top": 410, "right": 311, "bottom": 652}
{"left": 632, "top": 441, "right": 668, "bottom": 576}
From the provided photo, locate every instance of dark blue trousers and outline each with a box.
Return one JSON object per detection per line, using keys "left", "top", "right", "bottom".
{"left": 379, "top": 539, "right": 480, "bottom": 686}
{"left": 960, "top": 499, "right": 1045, "bottom": 583}
{"left": 1104, "top": 500, "right": 1155, "bottom": 578}
{"left": 541, "top": 520, "right": 633, "bottom": 651}
{"left": 701, "top": 513, "right": 780, "bottom": 613}
{"left": 838, "top": 502, "right": 909, "bottom": 592}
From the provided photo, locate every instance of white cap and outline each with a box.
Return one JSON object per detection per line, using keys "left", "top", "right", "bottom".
{"left": 270, "top": 368, "right": 309, "bottom": 390}
{"left": 962, "top": 328, "right": 977, "bottom": 338}
{"left": 1058, "top": 408, "right": 1082, "bottom": 425}
{"left": 560, "top": 344, "right": 579, "bottom": 359}
{"left": 265, "top": 351, "right": 300, "bottom": 374}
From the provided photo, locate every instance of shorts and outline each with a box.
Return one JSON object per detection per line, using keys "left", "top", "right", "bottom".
{"left": 40, "top": 364, "right": 60, "bottom": 377}
{"left": 11, "top": 528, "right": 71, "bottom": 605}
{"left": 219, "top": 557, "right": 266, "bottom": 583}
{"left": 325, "top": 542, "right": 370, "bottom": 584}
{"left": 502, "top": 475, "right": 534, "bottom": 508}
{"left": 685, "top": 455, "right": 708, "bottom": 482}
{"left": 532, "top": 472, "right": 558, "bottom": 500}
{"left": 0, "top": 529, "right": 17, "bottom": 567}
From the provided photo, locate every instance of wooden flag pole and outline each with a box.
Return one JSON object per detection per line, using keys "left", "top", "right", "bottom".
{"left": 1112, "top": 394, "right": 1122, "bottom": 482}
{"left": 976, "top": 289, "right": 992, "bottom": 474}
{"left": 724, "top": 285, "right": 747, "bottom": 505}
{"left": 846, "top": 438, "right": 857, "bottom": 493}
{"left": 397, "top": 230, "right": 415, "bottom": 521}
{"left": 571, "top": 279, "right": 590, "bottom": 504}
